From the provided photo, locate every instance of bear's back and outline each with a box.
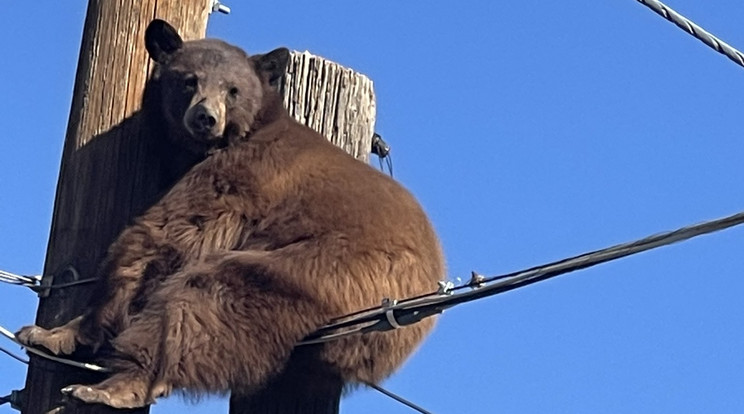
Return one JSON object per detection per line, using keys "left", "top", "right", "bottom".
{"left": 184, "top": 115, "right": 440, "bottom": 257}
{"left": 153, "top": 115, "right": 444, "bottom": 306}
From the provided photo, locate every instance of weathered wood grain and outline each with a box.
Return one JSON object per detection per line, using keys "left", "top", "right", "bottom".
{"left": 282, "top": 51, "right": 376, "bottom": 162}
{"left": 23, "top": 2, "right": 211, "bottom": 414}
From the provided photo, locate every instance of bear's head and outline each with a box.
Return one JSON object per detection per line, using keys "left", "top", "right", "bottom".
{"left": 144, "top": 19, "right": 289, "bottom": 155}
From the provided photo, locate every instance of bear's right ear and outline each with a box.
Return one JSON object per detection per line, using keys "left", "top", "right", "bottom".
{"left": 252, "top": 48, "right": 290, "bottom": 86}
{"left": 145, "top": 19, "right": 183, "bottom": 64}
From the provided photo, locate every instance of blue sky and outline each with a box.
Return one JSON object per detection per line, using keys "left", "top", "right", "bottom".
{"left": 2, "top": 1, "right": 744, "bottom": 413}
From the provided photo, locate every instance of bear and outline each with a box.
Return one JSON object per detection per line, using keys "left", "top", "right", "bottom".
{"left": 17, "top": 19, "right": 445, "bottom": 409}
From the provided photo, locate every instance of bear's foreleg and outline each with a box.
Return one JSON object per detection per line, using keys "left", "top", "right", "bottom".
{"left": 17, "top": 223, "right": 178, "bottom": 354}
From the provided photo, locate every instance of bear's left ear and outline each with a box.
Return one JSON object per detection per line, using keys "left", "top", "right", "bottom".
{"left": 145, "top": 19, "right": 183, "bottom": 64}
{"left": 252, "top": 48, "right": 290, "bottom": 86}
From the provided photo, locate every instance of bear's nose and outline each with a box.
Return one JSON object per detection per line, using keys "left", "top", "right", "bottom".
{"left": 190, "top": 105, "right": 217, "bottom": 133}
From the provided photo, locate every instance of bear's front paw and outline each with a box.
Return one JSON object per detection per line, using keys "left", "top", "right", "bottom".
{"left": 16, "top": 324, "right": 78, "bottom": 355}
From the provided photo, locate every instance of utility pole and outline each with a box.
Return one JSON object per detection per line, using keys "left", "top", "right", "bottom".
{"left": 22, "top": 1, "right": 213, "bottom": 413}
{"left": 229, "top": 53, "right": 376, "bottom": 414}
{"left": 22, "top": 1, "right": 375, "bottom": 413}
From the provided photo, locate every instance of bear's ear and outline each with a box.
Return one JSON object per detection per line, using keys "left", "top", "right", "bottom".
{"left": 252, "top": 48, "right": 290, "bottom": 86}
{"left": 145, "top": 19, "right": 183, "bottom": 64}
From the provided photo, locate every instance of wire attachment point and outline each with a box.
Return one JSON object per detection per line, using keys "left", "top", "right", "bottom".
{"left": 371, "top": 133, "right": 394, "bottom": 177}
{"left": 382, "top": 298, "right": 400, "bottom": 329}
{"left": 0, "top": 389, "right": 25, "bottom": 411}
{"left": 437, "top": 280, "right": 455, "bottom": 295}
{"left": 37, "top": 265, "right": 82, "bottom": 297}
{"left": 210, "top": 0, "right": 231, "bottom": 14}
{"left": 469, "top": 271, "right": 487, "bottom": 289}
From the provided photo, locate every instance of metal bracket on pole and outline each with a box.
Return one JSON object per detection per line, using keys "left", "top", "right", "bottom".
{"left": 211, "top": 0, "right": 231, "bottom": 14}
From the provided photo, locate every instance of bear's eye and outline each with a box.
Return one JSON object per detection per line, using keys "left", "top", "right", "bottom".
{"left": 183, "top": 75, "right": 198, "bottom": 90}
{"left": 228, "top": 87, "right": 239, "bottom": 98}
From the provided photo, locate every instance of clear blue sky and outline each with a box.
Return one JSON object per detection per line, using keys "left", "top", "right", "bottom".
{"left": 2, "top": 1, "right": 744, "bottom": 413}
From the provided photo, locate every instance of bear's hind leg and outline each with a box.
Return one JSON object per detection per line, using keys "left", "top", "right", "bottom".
{"left": 151, "top": 258, "right": 332, "bottom": 395}
{"left": 65, "top": 253, "right": 331, "bottom": 407}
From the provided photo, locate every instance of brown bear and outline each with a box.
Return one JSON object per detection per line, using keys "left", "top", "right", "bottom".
{"left": 17, "top": 19, "right": 444, "bottom": 409}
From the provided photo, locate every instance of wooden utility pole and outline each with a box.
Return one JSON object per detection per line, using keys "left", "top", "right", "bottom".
{"left": 22, "top": 1, "right": 212, "bottom": 413}
{"left": 281, "top": 51, "right": 376, "bottom": 162}
{"left": 22, "top": 1, "right": 376, "bottom": 414}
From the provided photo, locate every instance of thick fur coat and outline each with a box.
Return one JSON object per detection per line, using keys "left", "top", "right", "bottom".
{"left": 17, "top": 19, "right": 444, "bottom": 408}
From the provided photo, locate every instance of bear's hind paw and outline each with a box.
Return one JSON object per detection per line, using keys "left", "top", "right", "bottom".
{"left": 62, "top": 383, "right": 148, "bottom": 409}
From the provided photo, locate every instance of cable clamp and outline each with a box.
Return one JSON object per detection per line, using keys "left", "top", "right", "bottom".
{"left": 437, "top": 280, "right": 455, "bottom": 296}
{"left": 36, "top": 265, "right": 81, "bottom": 297}
{"left": 469, "top": 271, "right": 487, "bottom": 289}
{"left": 381, "top": 298, "right": 400, "bottom": 329}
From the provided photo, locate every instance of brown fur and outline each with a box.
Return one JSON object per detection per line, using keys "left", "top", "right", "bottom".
{"left": 17, "top": 19, "right": 444, "bottom": 408}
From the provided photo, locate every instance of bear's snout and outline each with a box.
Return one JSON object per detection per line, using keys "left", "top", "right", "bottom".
{"left": 193, "top": 105, "right": 216, "bottom": 131}
{"left": 184, "top": 100, "right": 225, "bottom": 139}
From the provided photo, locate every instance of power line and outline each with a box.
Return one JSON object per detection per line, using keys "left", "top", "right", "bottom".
{"left": 0, "top": 267, "right": 97, "bottom": 294}
{"left": 0, "top": 325, "right": 108, "bottom": 373}
{"left": 302, "top": 210, "right": 744, "bottom": 344}
{"left": 0, "top": 323, "right": 433, "bottom": 413}
{"left": 0, "top": 345, "right": 28, "bottom": 365}
{"left": 6, "top": 210, "right": 743, "bottom": 362}
{"left": 3, "top": 208, "right": 742, "bottom": 412}
{"left": 0, "top": 390, "right": 23, "bottom": 411}
{"left": 0, "top": 270, "right": 38, "bottom": 288}
{"left": 636, "top": 0, "right": 744, "bottom": 68}
{"left": 36, "top": 277, "right": 98, "bottom": 291}
{"left": 366, "top": 382, "right": 433, "bottom": 414}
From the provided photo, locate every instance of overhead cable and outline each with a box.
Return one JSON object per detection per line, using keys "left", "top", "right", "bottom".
{"left": 637, "top": 0, "right": 744, "bottom": 68}
{"left": 302, "top": 210, "right": 744, "bottom": 344}
{"left": 0, "top": 325, "right": 108, "bottom": 373}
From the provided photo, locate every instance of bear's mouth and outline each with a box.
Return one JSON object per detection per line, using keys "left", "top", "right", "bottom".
{"left": 185, "top": 127, "right": 223, "bottom": 142}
